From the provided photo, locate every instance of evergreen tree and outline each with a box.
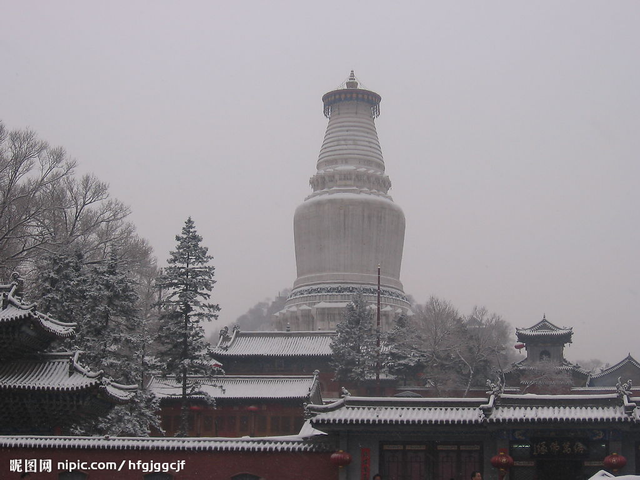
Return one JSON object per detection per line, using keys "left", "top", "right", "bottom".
{"left": 155, "top": 217, "right": 221, "bottom": 436}
{"left": 37, "top": 249, "right": 88, "bottom": 329}
{"left": 37, "top": 248, "right": 161, "bottom": 435}
{"left": 330, "top": 292, "right": 378, "bottom": 387}
{"left": 385, "top": 314, "right": 425, "bottom": 386}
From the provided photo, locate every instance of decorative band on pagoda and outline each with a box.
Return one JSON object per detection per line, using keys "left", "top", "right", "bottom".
{"left": 322, "top": 89, "right": 381, "bottom": 118}
{"left": 287, "top": 284, "right": 408, "bottom": 303}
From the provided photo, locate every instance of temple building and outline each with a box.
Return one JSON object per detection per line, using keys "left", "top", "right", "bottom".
{"left": 150, "top": 373, "right": 322, "bottom": 437}
{"left": 212, "top": 326, "right": 341, "bottom": 397}
{"left": 504, "top": 316, "right": 590, "bottom": 393}
{"left": 0, "top": 276, "right": 135, "bottom": 434}
{"left": 275, "top": 72, "right": 411, "bottom": 331}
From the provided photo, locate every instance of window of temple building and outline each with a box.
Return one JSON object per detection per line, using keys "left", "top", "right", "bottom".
{"left": 381, "top": 443, "right": 482, "bottom": 480}
{"left": 227, "top": 416, "right": 236, "bottom": 431}
{"left": 239, "top": 416, "right": 249, "bottom": 432}
{"left": 271, "top": 416, "right": 280, "bottom": 432}
{"left": 257, "top": 415, "right": 267, "bottom": 433}
{"left": 203, "top": 415, "right": 213, "bottom": 432}
{"left": 540, "top": 350, "right": 551, "bottom": 361}
{"left": 215, "top": 416, "right": 225, "bottom": 433}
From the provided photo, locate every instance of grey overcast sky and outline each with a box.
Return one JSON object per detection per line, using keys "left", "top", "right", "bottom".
{"left": 2, "top": 1, "right": 639, "bottom": 364}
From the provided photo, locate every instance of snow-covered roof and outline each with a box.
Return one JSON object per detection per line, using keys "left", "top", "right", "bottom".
{"left": 0, "top": 434, "right": 334, "bottom": 453}
{"left": 307, "top": 392, "right": 639, "bottom": 429}
{"left": 489, "top": 404, "right": 630, "bottom": 423}
{"left": 516, "top": 316, "right": 572, "bottom": 342}
{"left": 149, "top": 374, "right": 321, "bottom": 402}
{"left": 505, "top": 357, "right": 591, "bottom": 377}
{"left": 0, "top": 281, "right": 75, "bottom": 357}
{"left": 590, "top": 354, "right": 640, "bottom": 379}
{"left": 213, "top": 329, "right": 335, "bottom": 357}
{"left": 0, "top": 352, "right": 136, "bottom": 402}
{"left": 309, "top": 397, "right": 488, "bottom": 427}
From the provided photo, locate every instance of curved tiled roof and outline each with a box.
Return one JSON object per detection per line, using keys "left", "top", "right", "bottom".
{"left": 312, "top": 405, "right": 485, "bottom": 426}
{"left": 590, "top": 354, "right": 640, "bottom": 379}
{"left": 149, "top": 374, "right": 320, "bottom": 401}
{"left": 488, "top": 405, "right": 630, "bottom": 423}
{"left": 309, "top": 397, "right": 489, "bottom": 427}
{"left": 516, "top": 317, "right": 572, "bottom": 342}
{"left": 213, "top": 330, "right": 335, "bottom": 357}
{"left": 308, "top": 393, "right": 638, "bottom": 429}
{"left": 0, "top": 352, "right": 136, "bottom": 402}
{"left": 0, "top": 281, "right": 75, "bottom": 359}
{"left": 0, "top": 434, "right": 334, "bottom": 452}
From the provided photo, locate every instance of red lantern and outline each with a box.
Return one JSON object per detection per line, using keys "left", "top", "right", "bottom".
{"left": 189, "top": 405, "right": 204, "bottom": 412}
{"left": 247, "top": 405, "right": 259, "bottom": 412}
{"left": 330, "top": 450, "right": 352, "bottom": 468}
{"left": 491, "top": 451, "right": 514, "bottom": 480}
{"left": 604, "top": 452, "right": 627, "bottom": 473}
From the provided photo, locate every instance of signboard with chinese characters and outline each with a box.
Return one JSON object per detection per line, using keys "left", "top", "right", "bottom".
{"left": 360, "top": 447, "right": 370, "bottom": 480}
{"left": 531, "top": 438, "right": 589, "bottom": 458}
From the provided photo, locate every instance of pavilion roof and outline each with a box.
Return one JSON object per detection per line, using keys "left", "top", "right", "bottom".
{"left": 515, "top": 316, "right": 573, "bottom": 343}
{"left": 0, "top": 351, "right": 137, "bottom": 433}
{"left": 0, "top": 351, "right": 136, "bottom": 401}
{"left": 0, "top": 280, "right": 75, "bottom": 359}
{"left": 212, "top": 328, "right": 335, "bottom": 357}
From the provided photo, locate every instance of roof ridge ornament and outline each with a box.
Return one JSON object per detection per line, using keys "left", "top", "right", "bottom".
{"left": 486, "top": 378, "right": 504, "bottom": 396}
{"left": 616, "top": 377, "right": 632, "bottom": 397}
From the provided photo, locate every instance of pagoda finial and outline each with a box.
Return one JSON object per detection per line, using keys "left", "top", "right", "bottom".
{"left": 346, "top": 70, "right": 358, "bottom": 89}
{"left": 543, "top": 313, "right": 546, "bottom": 320}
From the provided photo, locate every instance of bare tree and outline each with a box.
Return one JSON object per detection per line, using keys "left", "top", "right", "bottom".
{"left": 386, "top": 298, "right": 515, "bottom": 396}
{"left": 458, "top": 306, "right": 514, "bottom": 396}
{"left": 0, "top": 121, "right": 75, "bottom": 275}
{"left": 411, "top": 297, "right": 466, "bottom": 395}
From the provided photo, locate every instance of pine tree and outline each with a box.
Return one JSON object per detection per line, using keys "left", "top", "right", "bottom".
{"left": 37, "top": 248, "right": 162, "bottom": 435}
{"left": 330, "top": 292, "right": 378, "bottom": 388}
{"left": 385, "top": 314, "right": 425, "bottom": 386}
{"left": 155, "top": 217, "right": 221, "bottom": 436}
{"left": 37, "top": 249, "right": 88, "bottom": 329}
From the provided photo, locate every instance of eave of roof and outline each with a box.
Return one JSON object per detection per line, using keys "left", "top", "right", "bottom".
{"left": 0, "top": 435, "right": 334, "bottom": 452}
{"left": 515, "top": 318, "right": 572, "bottom": 340}
{"left": 150, "top": 374, "right": 320, "bottom": 401}
{"left": 213, "top": 330, "right": 335, "bottom": 357}
{"left": 0, "top": 352, "right": 136, "bottom": 401}
{"left": 308, "top": 393, "right": 637, "bottom": 428}
{"left": 0, "top": 283, "right": 75, "bottom": 339}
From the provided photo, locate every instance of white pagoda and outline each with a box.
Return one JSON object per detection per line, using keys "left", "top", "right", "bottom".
{"left": 275, "top": 72, "right": 411, "bottom": 331}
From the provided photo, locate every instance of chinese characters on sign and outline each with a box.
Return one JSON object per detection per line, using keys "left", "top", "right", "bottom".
{"left": 361, "top": 447, "right": 371, "bottom": 480}
{"left": 532, "top": 439, "right": 589, "bottom": 458}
